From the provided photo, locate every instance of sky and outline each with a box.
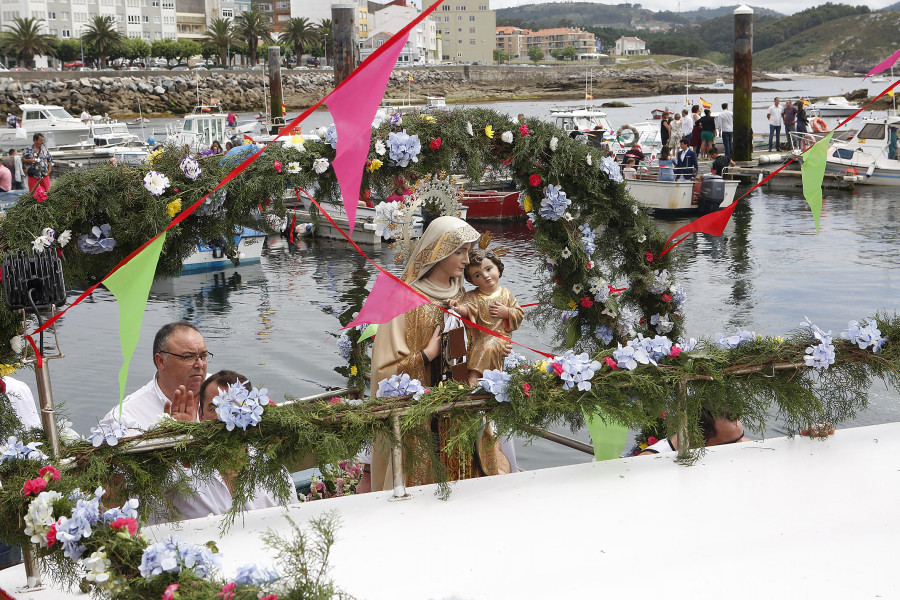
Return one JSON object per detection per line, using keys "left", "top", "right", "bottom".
{"left": 487, "top": 0, "right": 894, "bottom": 15}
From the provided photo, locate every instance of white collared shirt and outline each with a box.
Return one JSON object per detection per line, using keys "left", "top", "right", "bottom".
{"left": 3, "top": 376, "right": 41, "bottom": 430}
{"left": 99, "top": 376, "right": 169, "bottom": 434}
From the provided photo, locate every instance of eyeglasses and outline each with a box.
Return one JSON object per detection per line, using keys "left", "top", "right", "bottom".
{"left": 158, "top": 350, "right": 213, "bottom": 364}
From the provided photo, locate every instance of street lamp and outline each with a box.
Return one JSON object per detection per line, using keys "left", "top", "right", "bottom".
{"left": 79, "top": 30, "right": 85, "bottom": 68}
{"left": 323, "top": 32, "right": 328, "bottom": 66}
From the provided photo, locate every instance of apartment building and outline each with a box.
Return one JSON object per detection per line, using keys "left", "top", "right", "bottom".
{"left": 495, "top": 25, "right": 529, "bottom": 58}
{"left": 423, "top": 0, "right": 494, "bottom": 64}
{"left": 364, "top": 0, "right": 437, "bottom": 64}
{"left": 290, "top": 0, "right": 367, "bottom": 31}
{"left": 523, "top": 27, "right": 596, "bottom": 57}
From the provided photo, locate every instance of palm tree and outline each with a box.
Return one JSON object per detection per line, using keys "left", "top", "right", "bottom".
{"left": 203, "top": 18, "right": 235, "bottom": 67}
{"left": 278, "top": 17, "right": 317, "bottom": 65}
{"left": 235, "top": 8, "right": 272, "bottom": 66}
{"left": 318, "top": 19, "right": 332, "bottom": 65}
{"left": 81, "top": 15, "right": 124, "bottom": 68}
{"left": 0, "top": 17, "right": 57, "bottom": 69}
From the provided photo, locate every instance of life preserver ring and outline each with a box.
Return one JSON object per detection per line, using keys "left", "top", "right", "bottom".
{"left": 811, "top": 117, "right": 828, "bottom": 133}
{"left": 616, "top": 124, "right": 640, "bottom": 146}
{"left": 845, "top": 168, "right": 857, "bottom": 176}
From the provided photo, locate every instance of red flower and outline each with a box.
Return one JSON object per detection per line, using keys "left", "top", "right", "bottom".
{"left": 46, "top": 523, "right": 57, "bottom": 547}
{"left": 522, "top": 382, "right": 531, "bottom": 396}
{"left": 526, "top": 219, "right": 535, "bottom": 231}
{"left": 662, "top": 293, "right": 672, "bottom": 303}
{"left": 328, "top": 396, "right": 342, "bottom": 405}
{"left": 22, "top": 477, "right": 47, "bottom": 497}
{"left": 669, "top": 346, "right": 682, "bottom": 358}
{"left": 647, "top": 436, "right": 659, "bottom": 446}
{"left": 218, "top": 582, "right": 236, "bottom": 600}
{"left": 430, "top": 137, "right": 442, "bottom": 150}
{"left": 519, "top": 123, "right": 529, "bottom": 136}
{"left": 529, "top": 174, "right": 542, "bottom": 187}
{"left": 162, "top": 583, "right": 179, "bottom": 600}
{"left": 33, "top": 186, "right": 48, "bottom": 203}
{"left": 551, "top": 362, "right": 564, "bottom": 376}
{"left": 586, "top": 260, "right": 593, "bottom": 270}
{"left": 661, "top": 410, "right": 667, "bottom": 419}
{"left": 274, "top": 160, "right": 283, "bottom": 173}
{"left": 580, "top": 297, "right": 593, "bottom": 308}
{"left": 110, "top": 517, "right": 138, "bottom": 536}
{"left": 259, "top": 596, "right": 279, "bottom": 600}
{"left": 500, "top": 156, "right": 513, "bottom": 166}
{"left": 645, "top": 251, "right": 654, "bottom": 262}
{"left": 39, "top": 465, "right": 61, "bottom": 481}
{"left": 604, "top": 357, "right": 618, "bottom": 370}
{"left": 554, "top": 278, "right": 562, "bottom": 286}
{"left": 56, "top": 248, "right": 63, "bottom": 258}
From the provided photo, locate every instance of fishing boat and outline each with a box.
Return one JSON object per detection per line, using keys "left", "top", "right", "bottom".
{"left": 712, "top": 78, "right": 726, "bottom": 87}
{"left": 650, "top": 108, "right": 669, "bottom": 120}
{"left": 460, "top": 188, "right": 524, "bottom": 221}
{"left": 870, "top": 75, "right": 888, "bottom": 84}
{"left": 549, "top": 107, "right": 614, "bottom": 138}
{"left": 807, "top": 96, "right": 860, "bottom": 119}
{"left": 624, "top": 176, "right": 739, "bottom": 213}
{"left": 181, "top": 226, "right": 267, "bottom": 272}
{"left": 165, "top": 106, "right": 229, "bottom": 152}
{"left": 812, "top": 113, "right": 900, "bottom": 185}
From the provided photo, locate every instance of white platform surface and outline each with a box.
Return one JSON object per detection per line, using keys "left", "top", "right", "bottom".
{"left": 3, "top": 423, "right": 898, "bottom": 599}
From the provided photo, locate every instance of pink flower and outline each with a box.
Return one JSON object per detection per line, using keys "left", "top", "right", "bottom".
{"left": 586, "top": 260, "right": 593, "bottom": 270}
{"left": 110, "top": 517, "right": 138, "bottom": 536}
{"left": 645, "top": 251, "right": 654, "bottom": 263}
{"left": 669, "top": 346, "right": 682, "bottom": 358}
{"left": 259, "top": 596, "right": 279, "bottom": 600}
{"left": 217, "top": 582, "right": 236, "bottom": 600}
{"left": 162, "top": 583, "right": 179, "bottom": 600}
{"left": 529, "top": 174, "right": 542, "bottom": 187}
{"left": 551, "top": 362, "right": 564, "bottom": 376}
{"left": 647, "top": 436, "right": 659, "bottom": 446}
{"left": 274, "top": 160, "right": 283, "bottom": 173}
{"left": 500, "top": 156, "right": 513, "bottom": 166}
{"left": 580, "top": 297, "right": 593, "bottom": 308}
{"left": 430, "top": 138, "right": 441, "bottom": 150}
{"left": 604, "top": 357, "right": 618, "bottom": 370}
{"left": 39, "top": 465, "right": 61, "bottom": 481}
{"left": 22, "top": 477, "right": 47, "bottom": 497}
{"left": 518, "top": 123, "right": 529, "bottom": 136}
{"left": 46, "top": 523, "right": 57, "bottom": 547}
{"left": 663, "top": 293, "right": 672, "bottom": 303}
{"left": 328, "top": 396, "right": 342, "bottom": 404}
{"left": 526, "top": 219, "right": 534, "bottom": 231}
{"left": 522, "top": 382, "right": 531, "bottom": 396}
{"left": 33, "top": 186, "right": 48, "bottom": 203}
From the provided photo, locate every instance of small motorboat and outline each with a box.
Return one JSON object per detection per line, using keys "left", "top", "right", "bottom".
{"left": 460, "top": 188, "right": 525, "bottom": 221}
{"left": 807, "top": 97, "right": 861, "bottom": 119}
{"left": 624, "top": 176, "right": 739, "bottom": 213}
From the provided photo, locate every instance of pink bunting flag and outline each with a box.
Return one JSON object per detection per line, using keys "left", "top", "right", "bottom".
{"left": 345, "top": 270, "right": 430, "bottom": 329}
{"left": 866, "top": 48, "right": 900, "bottom": 78}
{"left": 326, "top": 32, "right": 411, "bottom": 234}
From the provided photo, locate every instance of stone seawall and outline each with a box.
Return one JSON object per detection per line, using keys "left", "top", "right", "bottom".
{"left": 0, "top": 63, "right": 732, "bottom": 118}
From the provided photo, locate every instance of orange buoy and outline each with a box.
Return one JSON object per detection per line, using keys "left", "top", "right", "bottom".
{"left": 811, "top": 117, "right": 828, "bottom": 133}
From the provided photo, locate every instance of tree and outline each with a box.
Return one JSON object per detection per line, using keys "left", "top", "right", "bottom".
{"left": 493, "top": 48, "right": 512, "bottom": 63}
{"left": 174, "top": 40, "right": 202, "bottom": 65}
{"left": 55, "top": 38, "right": 82, "bottom": 64}
{"left": 235, "top": 8, "right": 272, "bottom": 65}
{"left": 561, "top": 46, "right": 577, "bottom": 61}
{"left": 81, "top": 15, "right": 124, "bottom": 68}
{"left": 151, "top": 39, "right": 179, "bottom": 65}
{"left": 279, "top": 17, "right": 318, "bottom": 64}
{"left": 318, "top": 19, "right": 332, "bottom": 65}
{"left": 527, "top": 45, "right": 544, "bottom": 63}
{"left": 550, "top": 48, "right": 563, "bottom": 60}
{"left": 124, "top": 38, "right": 151, "bottom": 65}
{"left": 203, "top": 18, "right": 235, "bottom": 67}
{"left": 0, "top": 17, "right": 57, "bottom": 69}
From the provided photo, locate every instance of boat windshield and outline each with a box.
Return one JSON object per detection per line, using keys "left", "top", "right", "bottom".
{"left": 856, "top": 123, "right": 886, "bottom": 141}
{"left": 46, "top": 108, "right": 75, "bottom": 120}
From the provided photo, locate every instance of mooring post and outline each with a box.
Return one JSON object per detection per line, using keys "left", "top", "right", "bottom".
{"left": 389, "top": 414, "right": 408, "bottom": 499}
{"left": 331, "top": 3, "right": 359, "bottom": 86}
{"left": 676, "top": 380, "right": 690, "bottom": 460}
{"left": 267, "top": 46, "right": 284, "bottom": 135}
{"left": 733, "top": 4, "right": 754, "bottom": 164}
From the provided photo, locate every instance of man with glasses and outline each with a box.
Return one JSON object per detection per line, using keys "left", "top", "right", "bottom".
{"left": 101, "top": 322, "right": 212, "bottom": 432}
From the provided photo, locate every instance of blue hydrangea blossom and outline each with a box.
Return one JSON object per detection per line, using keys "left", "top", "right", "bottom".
{"left": 376, "top": 373, "right": 426, "bottom": 399}
{"left": 336, "top": 334, "right": 352, "bottom": 362}
{"left": 0, "top": 436, "right": 48, "bottom": 463}
{"left": 578, "top": 223, "right": 597, "bottom": 255}
{"left": 234, "top": 563, "right": 281, "bottom": 586}
{"left": 650, "top": 313, "right": 674, "bottom": 335}
{"left": 594, "top": 324, "right": 614, "bottom": 345}
{"left": 55, "top": 487, "right": 104, "bottom": 560}
{"left": 503, "top": 351, "right": 527, "bottom": 371}
{"left": 479, "top": 369, "right": 512, "bottom": 402}
{"left": 538, "top": 184, "right": 571, "bottom": 221}
{"left": 101, "top": 498, "right": 139, "bottom": 524}
{"left": 648, "top": 269, "right": 670, "bottom": 295}
{"left": 841, "top": 319, "right": 885, "bottom": 353}
{"left": 801, "top": 317, "right": 836, "bottom": 370}
{"left": 600, "top": 156, "right": 623, "bottom": 183}
{"left": 89, "top": 422, "right": 127, "bottom": 447}
{"left": 388, "top": 130, "right": 421, "bottom": 167}
{"left": 714, "top": 328, "right": 757, "bottom": 350}
{"left": 324, "top": 124, "right": 338, "bottom": 149}
{"left": 213, "top": 381, "right": 270, "bottom": 431}
{"left": 139, "top": 536, "right": 221, "bottom": 579}
{"left": 548, "top": 351, "right": 602, "bottom": 391}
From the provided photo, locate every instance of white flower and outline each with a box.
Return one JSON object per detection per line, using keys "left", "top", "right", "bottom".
{"left": 81, "top": 548, "right": 112, "bottom": 584}
{"left": 283, "top": 134, "right": 305, "bottom": 151}
{"left": 24, "top": 491, "right": 62, "bottom": 546}
{"left": 586, "top": 154, "right": 593, "bottom": 166}
{"left": 501, "top": 130, "right": 513, "bottom": 144}
{"left": 375, "top": 139, "right": 387, "bottom": 156}
{"left": 10, "top": 335, "right": 24, "bottom": 355}
{"left": 466, "top": 121, "right": 474, "bottom": 137}
{"left": 561, "top": 247, "right": 572, "bottom": 258}
{"left": 41, "top": 227, "right": 56, "bottom": 240}
{"left": 57, "top": 230, "right": 72, "bottom": 247}
{"left": 550, "top": 137, "right": 558, "bottom": 151}
{"left": 287, "top": 161, "right": 301, "bottom": 174}
{"left": 142, "top": 170, "right": 170, "bottom": 196}
{"left": 632, "top": 205, "right": 639, "bottom": 214}
{"left": 313, "top": 158, "right": 330, "bottom": 174}
{"left": 573, "top": 283, "right": 583, "bottom": 294}
{"left": 563, "top": 211, "right": 573, "bottom": 221}
{"left": 32, "top": 236, "right": 47, "bottom": 253}
{"left": 638, "top": 234, "right": 646, "bottom": 243}
{"left": 315, "top": 126, "right": 328, "bottom": 138}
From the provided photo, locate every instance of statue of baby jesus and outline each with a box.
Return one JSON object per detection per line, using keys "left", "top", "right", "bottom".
{"left": 449, "top": 247, "right": 524, "bottom": 387}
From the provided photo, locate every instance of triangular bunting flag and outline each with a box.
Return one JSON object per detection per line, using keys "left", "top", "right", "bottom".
{"left": 345, "top": 270, "right": 429, "bottom": 330}
{"left": 800, "top": 131, "right": 834, "bottom": 233}
{"left": 866, "top": 48, "right": 900, "bottom": 78}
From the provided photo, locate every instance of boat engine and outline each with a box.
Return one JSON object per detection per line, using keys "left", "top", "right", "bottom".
{"left": 697, "top": 175, "right": 726, "bottom": 214}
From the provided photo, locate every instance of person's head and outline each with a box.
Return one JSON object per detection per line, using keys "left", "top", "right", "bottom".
{"left": 32, "top": 133, "right": 44, "bottom": 147}
{"left": 691, "top": 104, "right": 699, "bottom": 114}
{"left": 721, "top": 102, "right": 728, "bottom": 110}
{"left": 681, "top": 109, "right": 688, "bottom": 117}
{"left": 699, "top": 410, "right": 745, "bottom": 446}
{"left": 795, "top": 100, "right": 803, "bottom": 109}
{"left": 774, "top": 96, "right": 780, "bottom": 106}
{"left": 211, "top": 140, "right": 222, "bottom": 153}
{"left": 626, "top": 158, "right": 635, "bottom": 166}
{"left": 404, "top": 216, "right": 479, "bottom": 287}
{"left": 198, "top": 370, "right": 251, "bottom": 420}
{"left": 680, "top": 136, "right": 690, "bottom": 148}
{"left": 659, "top": 146, "right": 670, "bottom": 160}
{"left": 517, "top": 113, "right": 525, "bottom": 123}
{"left": 704, "top": 109, "right": 711, "bottom": 117}
{"left": 7, "top": 149, "right": 15, "bottom": 156}
{"left": 152, "top": 322, "right": 208, "bottom": 395}
{"left": 154, "top": 144, "right": 163, "bottom": 152}
{"left": 709, "top": 147, "right": 719, "bottom": 158}
{"left": 225, "top": 141, "right": 233, "bottom": 151}
{"left": 464, "top": 249, "right": 504, "bottom": 293}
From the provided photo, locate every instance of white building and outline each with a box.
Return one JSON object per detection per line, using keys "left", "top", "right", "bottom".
{"left": 614, "top": 36, "right": 649, "bottom": 56}
{"left": 365, "top": 0, "right": 438, "bottom": 65}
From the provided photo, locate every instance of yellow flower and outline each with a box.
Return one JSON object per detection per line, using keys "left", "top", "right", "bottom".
{"left": 148, "top": 149, "right": 162, "bottom": 165}
{"left": 166, "top": 198, "right": 182, "bottom": 217}
{"left": 366, "top": 158, "right": 383, "bottom": 173}
{"left": 421, "top": 114, "right": 435, "bottom": 123}
{"left": 0, "top": 363, "right": 19, "bottom": 377}
{"left": 350, "top": 365, "right": 358, "bottom": 375}
{"left": 484, "top": 125, "right": 494, "bottom": 138}
{"left": 522, "top": 195, "right": 532, "bottom": 212}
{"left": 568, "top": 300, "right": 577, "bottom": 309}
{"left": 536, "top": 360, "right": 548, "bottom": 372}
{"left": 775, "top": 336, "right": 785, "bottom": 344}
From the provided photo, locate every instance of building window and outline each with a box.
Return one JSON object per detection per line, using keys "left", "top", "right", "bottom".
{"left": 143, "top": 31, "right": 150, "bottom": 38}
{"left": 127, "top": 14, "right": 139, "bottom": 22}
{"left": 469, "top": 39, "right": 475, "bottom": 45}
{"left": 455, "top": 5, "right": 465, "bottom": 9}
{"left": 469, "top": 27, "right": 474, "bottom": 33}
{"left": 222, "top": 8, "right": 232, "bottom": 17}
{"left": 444, "top": 16, "right": 449, "bottom": 21}
{"left": 441, "top": 4, "right": 449, "bottom": 9}
{"left": 48, "top": 10, "right": 56, "bottom": 18}
{"left": 142, "top": 14, "right": 148, "bottom": 21}
{"left": 457, "top": 51, "right": 462, "bottom": 57}
{"left": 457, "top": 15, "right": 461, "bottom": 20}
{"left": 468, "top": 15, "right": 474, "bottom": 20}
{"left": 478, "top": 4, "right": 486, "bottom": 9}
{"left": 62, "top": 28, "right": 71, "bottom": 37}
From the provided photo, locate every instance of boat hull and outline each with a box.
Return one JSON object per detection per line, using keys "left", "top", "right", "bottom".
{"left": 460, "top": 190, "right": 525, "bottom": 221}
{"left": 625, "top": 179, "right": 739, "bottom": 213}
{"left": 182, "top": 229, "right": 266, "bottom": 273}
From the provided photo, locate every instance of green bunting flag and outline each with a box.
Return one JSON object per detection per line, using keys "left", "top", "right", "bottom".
{"left": 800, "top": 132, "right": 834, "bottom": 233}
{"left": 357, "top": 323, "right": 378, "bottom": 343}
{"left": 103, "top": 232, "right": 168, "bottom": 409}
{"left": 583, "top": 408, "right": 628, "bottom": 461}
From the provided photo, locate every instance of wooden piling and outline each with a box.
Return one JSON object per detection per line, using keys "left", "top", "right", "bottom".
{"left": 733, "top": 5, "right": 753, "bottom": 163}
{"left": 267, "top": 46, "right": 284, "bottom": 135}
{"left": 332, "top": 4, "right": 359, "bottom": 86}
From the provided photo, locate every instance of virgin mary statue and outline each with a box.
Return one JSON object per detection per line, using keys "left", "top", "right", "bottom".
{"left": 369, "top": 216, "right": 508, "bottom": 492}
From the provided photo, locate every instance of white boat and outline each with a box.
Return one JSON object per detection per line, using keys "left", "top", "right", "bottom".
{"left": 870, "top": 75, "right": 888, "bottom": 84}
{"left": 164, "top": 106, "right": 229, "bottom": 153}
{"left": 181, "top": 226, "right": 267, "bottom": 272}
{"left": 549, "top": 107, "right": 614, "bottom": 138}
{"left": 0, "top": 103, "right": 94, "bottom": 149}
{"left": 611, "top": 121, "right": 666, "bottom": 160}
{"left": 2, "top": 421, "right": 897, "bottom": 599}
{"left": 811, "top": 113, "right": 900, "bottom": 186}
{"left": 624, "top": 177, "right": 739, "bottom": 213}
{"left": 807, "top": 96, "right": 861, "bottom": 119}
{"left": 713, "top": 78, "right": 726, "bottom": 87}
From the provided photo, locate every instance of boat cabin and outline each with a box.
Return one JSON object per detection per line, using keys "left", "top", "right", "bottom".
{"left": 550, "top": 108, "right": 613, "bottom": 136}
{"left": 166, "top": 107, "right": 229, "bottom": 152}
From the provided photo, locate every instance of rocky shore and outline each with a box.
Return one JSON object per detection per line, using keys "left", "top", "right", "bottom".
{"left": 0, "top": 62, "right": 741, "bottom": 118}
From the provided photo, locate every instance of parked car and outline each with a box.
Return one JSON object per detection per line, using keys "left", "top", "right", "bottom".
{"left": 11, "top": 67, "right": 29, "bottom": 72}
{"left": 172, "top": 66, "right": 189, "bottom": 71}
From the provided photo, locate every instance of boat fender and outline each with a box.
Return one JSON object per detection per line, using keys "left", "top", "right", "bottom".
{"left": 811, "top": 117, "right": 828, "bottom": 133}
{"left": 758, "top": 154, "right": 783, "bottom": 164}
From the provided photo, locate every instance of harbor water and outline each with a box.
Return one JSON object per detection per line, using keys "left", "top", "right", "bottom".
{"left": 21, "top": 76, "right": 900, "bottom": 470}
